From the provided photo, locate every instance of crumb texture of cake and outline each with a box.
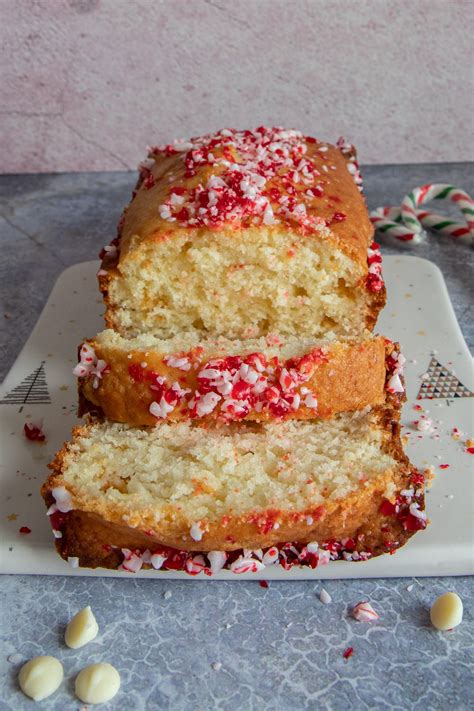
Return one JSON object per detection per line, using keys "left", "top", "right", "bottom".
{"left": 100, "top": 127, "right": 384, "bottom": 339}
{"left": 42, "top": 409, "right": 421, "bottom": 556}
{"left": 77, "top": 329, "right": 393, "bottom": 425}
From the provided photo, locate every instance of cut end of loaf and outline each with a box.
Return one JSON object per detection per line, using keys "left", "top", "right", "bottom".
{"left": 104, "top": 229, "right": 380, "bottom": 340}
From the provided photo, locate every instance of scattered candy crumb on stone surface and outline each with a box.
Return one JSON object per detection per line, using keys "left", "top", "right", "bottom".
{"left": 352, "top": 601, "right": 380, "bottom": 622}
{"left": 7, "top": 654, "right": 22, "bottom": 665}
{"left": 319, "top": 588, "right": 332, "bottom": 604}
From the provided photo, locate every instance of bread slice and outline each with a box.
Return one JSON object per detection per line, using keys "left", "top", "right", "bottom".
{"left": 76, "top": 330, "right": 406, "bottom": 425}
{"left": 42, "top": 408, "right": 426, "bottom": 574}
{"left": 99, "top": 128, "right": 385, "bottom": 341}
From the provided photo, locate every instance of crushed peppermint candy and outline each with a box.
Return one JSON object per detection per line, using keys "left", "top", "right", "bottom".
{"left": 8, "top": 654, "right": 23, "bottom": 665}
{"left": 190, "top": 522, "right": 205, "bottom": 542}
{"left": 352, "top": 601, "right": 379, "bottom": 622}
{"left": 19, "top": 526, "right": 31, "bottom": 535}
{"left": 145, "top": 127, "right": 358, "bottom": 236}
{"left": 130, "top": 348, "right": 326, "bottom": 422}
{"left": 186, "top": 555, "right": 207, "bottom": 576}
{"left": 150, "top": 553, "right": 167, "bottom": 570}
{"left": 149, "top": 398, "right": 175, "bottom": 419}
{"left": 119, "top": 549, "right": 143, "bottom": 573}
{"left": 262, "top": 547, "right": 279, "bottom": 565}
{"left": 208, "top": 550, "right": 227, "bottom": 574}
{"left": 230, "top": 557, "right": 266, "bottom": 574}
{"left": 379, "top": 470, "right": 427, "bottom": 532}
{"left": 416, "top": 417, "right": 433, "bottom": 432}
{"left": 386, "top": 347, "right": 406, "bottom": 395}
{"left": 50, "top": 486, "right": 73, "bottom": 513}
{"left": 109, "top": 536, "right": 379, "bottom": 578}
{"left": 366, "top": 241, "right": 385, "bottom": 293}
{"left": 343, "top": 646, "right": 354, "bottom": 660}
{"left": 74, "top": 343, "right": 109, "bottom": 389}
{"left": 164, "top": 355, "right": 192, "bottom": 371}
{"left": 23, "top": 421, "right": 46, "bottom": 442}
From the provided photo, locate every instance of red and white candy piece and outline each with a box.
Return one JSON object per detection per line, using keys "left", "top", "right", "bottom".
{"left": 352, "top": 601, "right": 379, "bottom": 622}
{"left": 230, "top": 556, "right": 266, "bottom": 574}
{"left": 371, "top": 184, "right": 474, "bottom": 246}
{"left": 24, "top": 420, "right": 46, "bottom": 442}
{"left": 119, "top": 549, "right": 143, "bottom": 573}
{"left": 185, "top": 555, "right": 207, "bottom": 576}
{"left": 73, "top": 344, "right": 108, "bottom": 388}
{"left": 207, "top": 551, "right": 227, "bottom": 574}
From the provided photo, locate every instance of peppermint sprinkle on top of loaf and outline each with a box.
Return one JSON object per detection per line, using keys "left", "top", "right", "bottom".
{"left": 145, "top": 127, "right": 348, "bottom": 234}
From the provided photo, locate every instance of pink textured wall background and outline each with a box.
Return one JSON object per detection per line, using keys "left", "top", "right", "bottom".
{"left": 1, "top": 0, "right": 473, "bottom": 173}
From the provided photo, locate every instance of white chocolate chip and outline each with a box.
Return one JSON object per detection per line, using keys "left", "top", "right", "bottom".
{"left": 75, "top": 662, "right": 121, "bottom": 704}
{"left": 430, "top": 592, "right": 463, "bottom": 631}
{"left": 65, "top": 605, "right": 99, "bottom": 649}
{"left": 19, "top": 656, "right": 63, "bottom": 701}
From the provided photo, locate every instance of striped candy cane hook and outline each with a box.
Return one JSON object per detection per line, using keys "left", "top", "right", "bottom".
{"left": 370, "top": 183, "right": 474, "bottom": 246}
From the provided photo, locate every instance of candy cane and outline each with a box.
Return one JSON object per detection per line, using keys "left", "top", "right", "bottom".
{"left": 370, "top": 183, "right": 474, "bottom": 246}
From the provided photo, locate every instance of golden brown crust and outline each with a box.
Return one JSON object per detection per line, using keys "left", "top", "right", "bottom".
{"left": 366, "top": 283, "right": 387, "bottom": 331}
{"left": 42, "top": 461, "right": 423, "bottom": 570}
{"left": 77, "top": 336, "right": 389, "bottom": 425}
{"left": 119, "top": 143, "right": 373, "bottom": 267}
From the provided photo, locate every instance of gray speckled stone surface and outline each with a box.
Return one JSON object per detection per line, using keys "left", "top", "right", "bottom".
{"left": 0, "top": 164, "right": 473, "bottom": 710}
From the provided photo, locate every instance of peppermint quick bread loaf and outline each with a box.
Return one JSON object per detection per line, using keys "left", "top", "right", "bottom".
{"left": 42, "top": 127, "right": 426, "bottom": 575}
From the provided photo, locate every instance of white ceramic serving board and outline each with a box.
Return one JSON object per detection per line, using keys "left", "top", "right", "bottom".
{"left": 1, "top": 256, "right": 473, "bottom": 580}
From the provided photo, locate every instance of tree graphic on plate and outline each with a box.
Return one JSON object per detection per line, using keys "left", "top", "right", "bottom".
{"left": 0, "top": 361, "right": 51, "bottom": 411}
{"left": 417, "top": 357, "right": 474, "bottom": 400}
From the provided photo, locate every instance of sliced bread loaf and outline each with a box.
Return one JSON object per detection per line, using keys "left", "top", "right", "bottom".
{"left": 99, "top": 127, "right": 385, "bottom": 340}
{"left": 76, "top": 330, "right": 406, "bottom": 425}
{"left": 42, "top": 408, "right": 426, "bottom": 574}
